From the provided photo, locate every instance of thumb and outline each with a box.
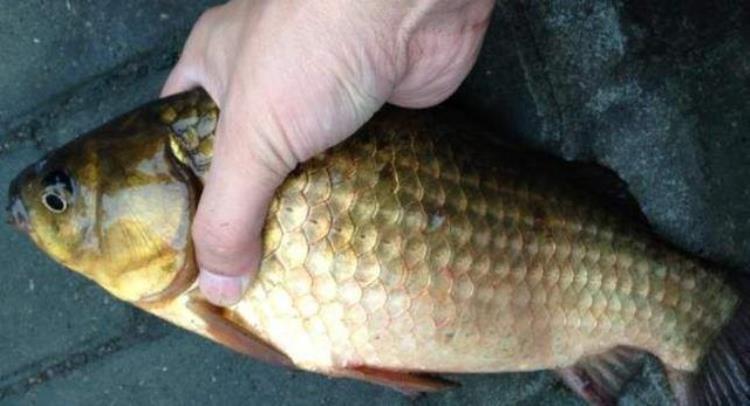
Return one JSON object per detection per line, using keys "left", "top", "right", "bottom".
{"left": 193, "top": 109, "right": 290, "bottom": 306}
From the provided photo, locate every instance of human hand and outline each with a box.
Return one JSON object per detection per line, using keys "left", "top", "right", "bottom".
{"left": 161, "top": 0, "right": 495, "bottom": 306}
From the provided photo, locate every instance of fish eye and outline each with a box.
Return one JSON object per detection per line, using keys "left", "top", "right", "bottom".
{"left": 42, "top": 191, "right": 67, "bottom": 213}
{"left": 39, "top": 169, "right": 75, "bottom": 214}
{"left": 41, "top": 170, "right": 74, "bottom": 194}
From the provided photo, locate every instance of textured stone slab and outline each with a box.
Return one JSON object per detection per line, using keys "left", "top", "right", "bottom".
{"left": 456, "top": 0, "right": 750, "bottom": 270}
{"left": 1, "top": 0, "right": 748, "bottom": 404}
{"left": 1, "top": 332, "right": 407, "bottom": 406}
{"left": 0, "top": 0, "right": 220, "bottom": 125}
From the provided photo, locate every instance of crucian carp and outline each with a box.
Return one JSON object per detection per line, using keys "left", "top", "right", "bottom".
{"left": 7, "top": 89, "right": 749, "bottom": 404}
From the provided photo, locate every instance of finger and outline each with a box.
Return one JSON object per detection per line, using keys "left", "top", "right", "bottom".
{"left": 161, "top": 60, "right": 200, "bottom": 97}
{"left": 160, "top": 6, "right": 222, "bottom": 98}
{"left": 193, "top": 109, "right": 289, "bottom": 306}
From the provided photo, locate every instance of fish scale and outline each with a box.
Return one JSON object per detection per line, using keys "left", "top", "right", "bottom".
{"left": 10, "top": 89, "right": 746, "bottom": 402}
{"left": 156, "top": 95, "right": 739, "bottom": 374}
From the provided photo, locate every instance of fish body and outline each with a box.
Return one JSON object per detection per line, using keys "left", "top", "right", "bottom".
{"left": 7, "top": 89, "right": 747, "bottom": 403}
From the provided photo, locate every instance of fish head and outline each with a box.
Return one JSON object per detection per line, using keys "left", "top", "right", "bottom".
{"left": 7, "top": 99, "right": 201, "bottom": 303}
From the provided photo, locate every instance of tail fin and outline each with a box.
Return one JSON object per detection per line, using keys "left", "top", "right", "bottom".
{"left": 692, "top": 293, "right": 750, "bottom": 404}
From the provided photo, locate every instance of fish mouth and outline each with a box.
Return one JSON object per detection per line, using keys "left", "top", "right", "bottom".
{"left": 6, "top": 176, "right": 30, "bottom": 233}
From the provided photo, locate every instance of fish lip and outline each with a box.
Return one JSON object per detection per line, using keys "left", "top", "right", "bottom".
{"left": 6, "top": 197, "right": 30, "bottom": 233}
{"left": 7, "top": 161, "right": 36, "bottom": 233}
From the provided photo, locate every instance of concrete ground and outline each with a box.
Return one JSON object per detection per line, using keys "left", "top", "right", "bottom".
{"left": 1, "top": 1, "right": 747, "bottom": 405}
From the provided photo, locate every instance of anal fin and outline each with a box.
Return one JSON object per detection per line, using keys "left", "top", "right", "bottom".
{"left": 340, "top": 365, "right": 457, "bottom": 397}
{"left": 186, "top": 296, "right": 294, "bottom": 368}
{"left": 556, "top": 347, "right": 649, "bottom": 405}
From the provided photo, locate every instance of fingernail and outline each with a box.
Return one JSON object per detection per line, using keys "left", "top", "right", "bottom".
{"left": 198, "top": 269, "right": 251, "bottom": 307}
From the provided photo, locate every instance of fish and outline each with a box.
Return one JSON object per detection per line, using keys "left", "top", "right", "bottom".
{"left": 6, "top": 88, "right": 750, "bottom": 404}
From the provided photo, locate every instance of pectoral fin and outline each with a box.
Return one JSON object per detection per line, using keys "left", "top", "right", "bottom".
{"left": 340, "top": 365, "right": 457, "bottom": 397}
{"left": 556, "top": 347, "right": 649, "bottom": 405}
{"left": 186, "top": 296, "right": 294, "bottom": 368}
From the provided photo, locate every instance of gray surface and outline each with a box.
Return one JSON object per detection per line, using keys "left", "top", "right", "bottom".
{"left": 455, "top": 0, "right": 750, "bottom": 269}
{"left": 1, "top": 0, "right": 748, "bottom": 405}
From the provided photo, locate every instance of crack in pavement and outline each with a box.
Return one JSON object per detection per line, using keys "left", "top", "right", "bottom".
{"left": 0, "top": 310, "right": 172, "bottom": 400}
{"left": 0, "top": 31, "right": 184, "bottom": 156}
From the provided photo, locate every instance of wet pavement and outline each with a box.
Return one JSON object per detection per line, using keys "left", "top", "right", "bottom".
{"left": 1, "top": 1, "right": 748, "bottom": 405}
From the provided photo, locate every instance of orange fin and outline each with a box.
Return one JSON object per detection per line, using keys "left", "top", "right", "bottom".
{"left": 556, "top": 347, "right": 649, "bottom": 405}
{"left": 186, "top": 296, "right": 294, "bottom": 368}
{"left": 341, "top": 365, "right": 457, "bottom": 397}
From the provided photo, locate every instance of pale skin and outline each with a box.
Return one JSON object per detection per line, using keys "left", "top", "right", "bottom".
{"left": 161, "top": 0, "right": 495, "bottom": 306}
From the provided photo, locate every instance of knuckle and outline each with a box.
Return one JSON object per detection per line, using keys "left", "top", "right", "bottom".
{"left": 195, "top": 6, "right": 222, "bottom": 28}
{"left": 184, "top": 6, "right": 223, "bottom": 53}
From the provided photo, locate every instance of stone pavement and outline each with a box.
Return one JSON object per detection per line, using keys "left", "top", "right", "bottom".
{"left": 1, "top": 1, "right": 747, "bottom": 405}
